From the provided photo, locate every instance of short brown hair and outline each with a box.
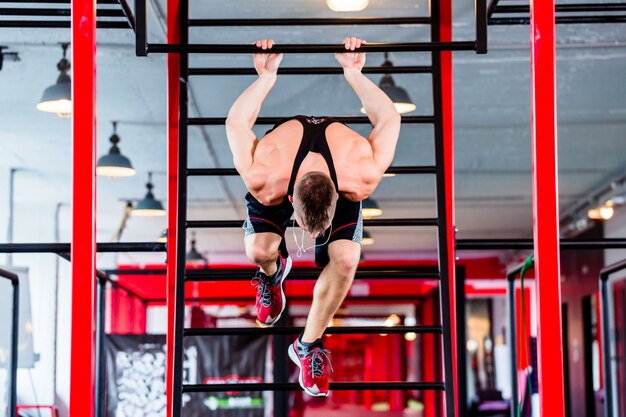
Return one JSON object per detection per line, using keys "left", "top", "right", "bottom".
{"left": 293, "top": 172, "right": 337, "bottom": 234}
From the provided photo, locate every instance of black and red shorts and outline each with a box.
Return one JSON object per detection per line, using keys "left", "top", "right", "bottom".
{"left": 242, "top": 192, "right": 362, "bottom": 267}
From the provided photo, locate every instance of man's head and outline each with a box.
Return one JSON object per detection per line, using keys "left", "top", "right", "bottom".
{"left": 289, "top": 172, "right": 338, "bottom": 238}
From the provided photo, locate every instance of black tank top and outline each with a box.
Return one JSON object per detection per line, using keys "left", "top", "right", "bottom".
{"left": 264, "top": 115, "right": 341, "bottom": 195}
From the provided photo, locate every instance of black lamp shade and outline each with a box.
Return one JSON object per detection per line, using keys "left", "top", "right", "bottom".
{"left": 36, "top": 72, "right": 72, "bottom": 116}
{"left": 97, "top": 149, "right": 135, "bottom": 177}
{"left": 133, "top": 191, "right": 165, "bottom": 216}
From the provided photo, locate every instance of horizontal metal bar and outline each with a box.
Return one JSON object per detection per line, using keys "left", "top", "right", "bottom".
{"left": 146, "top": 295, "right": 432, "bottom": 303}
{"left": 493, "top": 3, "right": 626, "bottom": 14}
{"left": 0, "top": 242, "right": 165, "bottom": 253}
{"left": 456, "top": 238, "right": 626, "bottom": 250}
{"left": 185, "top": 268, "right": 440, "bottom": 281}
{"left": 188, "top": 116, "right": 433, "bottom": 126}
{"left": 0, "top": 20, "right": 130, "bottom": 28}
{"left": 187, "top": 165, "right": 436, "bottom": 176}
{"left": 489, "top": 15, "right": 626, "bottom": 25}
{"left": 0, "top": 268, "right": 19, "bottom": 283}
{"left": 188, "top": 17, "right": 430, "bottom": 27}
{"left": 184, "top": 325, "right": 442, "bottom": 336}
{"left": 186, "top": 218, "right": 438, "bottom": 228}
{"left": 148, "top": 41, "right": 477, "bottom": 54}
{"left": 188, "top": 65, "right": 433, "bottom": 76}
{"left": 0, "top": 7, "right": 124, "bottom": 16}
{"left": 183, "top": 381, "right": 445, "bottom": 393}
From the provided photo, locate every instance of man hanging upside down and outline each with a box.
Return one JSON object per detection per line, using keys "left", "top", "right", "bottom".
{"left": 225, "top": 37, "right": 401, "bottom": 397}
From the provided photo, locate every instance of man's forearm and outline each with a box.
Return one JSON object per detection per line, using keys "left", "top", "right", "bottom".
{"left": 226, "top": 73, "right": 277, "bottom": 128}
{"left": 343, "top": 68, "right": 397, "bottom": 126}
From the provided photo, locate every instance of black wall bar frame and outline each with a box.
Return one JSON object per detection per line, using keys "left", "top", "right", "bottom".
{"left": 134, "top": 0, "right": 488, "bottom": 57}
{"left": 153, "top": 0, "right": 490, "bottom": 415}
{"left": 0, "top": 0, "right": 134, "bottom": 29}
{"left": 599, "top": 257, "right": 626, "bottom": 417}
{"left": 0, "top": 268, "right": 19, "bottom": 417}
{"left": 488, "top": 1, "right": 626, "bottom": 25}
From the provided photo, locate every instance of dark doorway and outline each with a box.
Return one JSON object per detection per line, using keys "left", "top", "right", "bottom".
{"left": 562, "top": 303, "right": 571, "bottom": 417}
{"left": 582, "top": 296, "right": 597, "bottom": 417}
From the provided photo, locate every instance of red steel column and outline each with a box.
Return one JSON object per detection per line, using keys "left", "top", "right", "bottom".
{"left": 165, "top": 0, "right": 181, "bottom": 412}
{"left": 440, "top": 0, "right": 458, "bottom": 412}
{"left": 70, "top": 0, "right": 97, "bottom": 415}
{"left": 529, "top": 0, "right": 566, "bottom": 415}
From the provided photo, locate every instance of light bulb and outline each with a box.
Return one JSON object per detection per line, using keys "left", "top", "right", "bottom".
{"left": 326, "top": 0, "right": 369, "bottom": 12}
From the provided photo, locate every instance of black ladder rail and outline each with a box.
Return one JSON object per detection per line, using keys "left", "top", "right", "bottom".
{"left": 184, "top": 269, "right": 441, "bottom": 281}
{"left": 188, "top": 65, "right": 433, "bottom": 76}
{"left": 148, "top": 41, "right": 477, "bottom": 55}
{"left": 183, "top": 381, "right": 446, "bottom": 393}
{"left": 186, "top": 218, "right": 439, "bottom": 228}
{"left": 506, "top": 264, "right": 523, "bottom": 417}
{"left": 184, "top": 325, "right": 443, "bottom": 336}
{"left": 431, "top": 0, "right": 457, "bottom": 414}
{"left": 187, "top": 165, "right": 437, "bottom": 176}
{"left": 188, "top": 115, "right": 435, "bottom": 125}
{"left": 170, "top": 0, "right": 189, "bottom": 411}
{"left": 189, "top": 17, "right": 431, "bottom": 27}
{"left": 0, "top": 268, "right": 19, "bottom": 417}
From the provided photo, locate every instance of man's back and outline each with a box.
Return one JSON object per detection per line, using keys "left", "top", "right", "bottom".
{"left": 245, "top": 117, "right": 380, "bottom": 205}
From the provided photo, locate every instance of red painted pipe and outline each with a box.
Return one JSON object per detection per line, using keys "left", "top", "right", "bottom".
{"left": 70, "top": 0, "right": 97, "bottom": 415}
{"left": 530, "top": 0, "right": 566, "bottom": 415}
{"left": 165, "top": 0, "right": 181, "bottom": 413}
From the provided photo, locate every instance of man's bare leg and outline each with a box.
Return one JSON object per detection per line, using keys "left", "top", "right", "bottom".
{"left": 244, "top": 232, "right": 282, "bottom": 275}
{"left": 301, "top": 240, "right": 361, "bottom": 343}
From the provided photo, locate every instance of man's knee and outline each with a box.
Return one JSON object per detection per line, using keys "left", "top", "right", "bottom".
{"left": 329, "top": 247, "right": 360, "bottom": 280}
{"left": 245, "top": 234, "right": 280, "bottom": 265}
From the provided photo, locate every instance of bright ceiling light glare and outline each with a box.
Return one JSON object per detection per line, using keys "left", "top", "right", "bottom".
{"left": 600, "top": 205, "right": 614, "bottom": 220}
{"left": 362, "top": 197, "right": 383, "bottom": 219}
{"left": 133, "top": 172, "right": 166, "bottom": 217}
{"left": 37, "top": 43, "right": 72, "bottom": 118}
{"left": 157, "top": 229, "right": 167, "bottom": 243}
{"left": 97, "top": 122, "right": 136, "bottom": 178}
{"left": 587, "top": 208, "right": 601, "bottom": 220}
{"left": 588, "top": 201, "right": 615, "bottom": 221}
{"left": 384, "top": 314, "right": 401, "bottom": 327}
{"left": 404, "top": 332, "right": 417, "bottom": 342}
{"left": 382, "top": 172, "right": 396, "bottom": 178}
{"left": 326, "top": 0, "right": 369, "bottom": 12}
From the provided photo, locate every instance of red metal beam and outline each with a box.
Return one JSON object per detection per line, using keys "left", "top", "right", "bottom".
{"left": 165, "top": 0, "right": 181, "bottom": 413}
{"left": 530, "top": 0, "right": 566, "bottom": 415}
{"left": 70, "top": 0, "right": 97, "bottom": 415}
{"left": 440, "top": 0, "right": 458, "bottom": 412}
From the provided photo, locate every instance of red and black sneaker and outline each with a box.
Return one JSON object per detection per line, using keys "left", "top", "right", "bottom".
{"left": 251, "top": 255, "right": 292, "bottom": 326}
{"left": 288, "top": 338, "right": 333, "bottom": 397}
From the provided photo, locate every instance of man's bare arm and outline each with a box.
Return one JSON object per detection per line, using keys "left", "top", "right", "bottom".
{"left": 337, "top": 37, "right": 401, "bottom": 176}
{"left": 225, "top": 39, "right": 283, "bottom": 176}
